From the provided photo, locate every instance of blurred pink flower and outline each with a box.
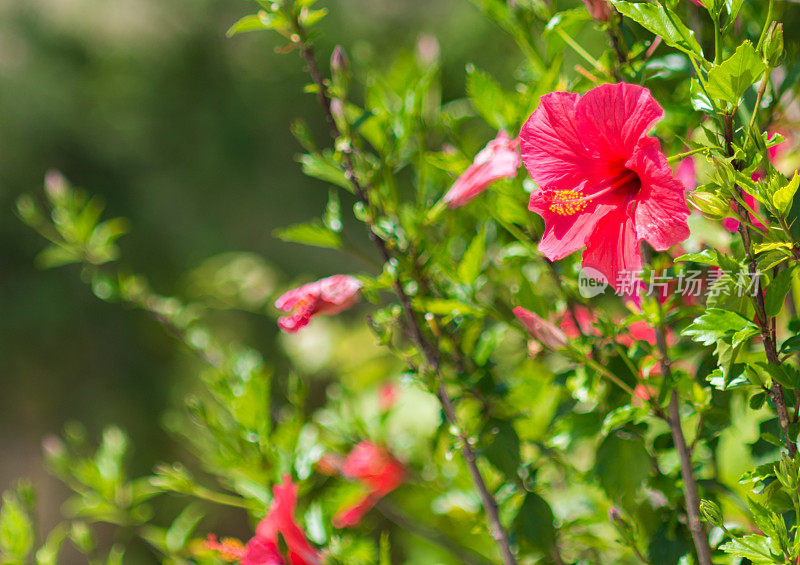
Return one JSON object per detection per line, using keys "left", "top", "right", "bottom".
{"left": 206, "top": 476, "right": 322, "bottom": 565}
{"left": 331, "top": 442, "right": 405, "bottom": 528}
{"left": 513, "top": 306, "right": 568, "bottom": 350}
{"left": 558, "top": 306, "right": 599, "bottom": 339}
{"left": 443, "top": 131, "right": 520, "bottom": 207}
{"left": 723, "top": 191, "right": 765, "bottom": 233}
{"left": 581, "top": 0, "right": 612, "bottom": 20}
{"left": 275, "top": 275, "right": 361, "bottom": 333}
{"left": 378, "top": 382, "right": 398, "bottom": 412}
{"left": 520, "top": 83, "right": 690, "bottom": 292}
{"left": 676, "top": 157, "right": 697, "bottom": 192}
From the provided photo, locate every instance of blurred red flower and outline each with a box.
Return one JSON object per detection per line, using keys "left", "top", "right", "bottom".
{"left": 443, "top": 131, "right": 520, "bottom": 208}
{"left": 206, "top": 476, "right": 322, "bottom": 565}
{"left": 275, "top": 275, "right": 361, "bottom": 333}
{"left": 326, "top": 442, "right": 405, "bottom": 528}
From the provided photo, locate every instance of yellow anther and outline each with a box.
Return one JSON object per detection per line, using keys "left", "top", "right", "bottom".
{"left": 548, "top": 189, "right": 588, "bottom": 216}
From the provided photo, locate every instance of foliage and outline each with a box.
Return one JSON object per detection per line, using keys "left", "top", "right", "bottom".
{"left": 9, "top": 0, "right": 800, "bottom": 564}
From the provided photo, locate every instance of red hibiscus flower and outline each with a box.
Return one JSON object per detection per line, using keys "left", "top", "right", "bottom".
{"left": 206, "top": 476, "right": 322, "bottom": 565}
{"left": 520, "top": 83, "right": 690, "bottom": 292}
{"left": 443, "top": 131, "right": 521, "bottom": 208}
{"left": 275, "top": 275, "right": 361, "bottom": 333}
{"left": 325, "top": 442, "right": 405, "bottom": 528}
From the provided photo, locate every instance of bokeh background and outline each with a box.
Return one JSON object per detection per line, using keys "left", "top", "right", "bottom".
{"left": 0, "top": 0, "right": 538, "bottom": 547}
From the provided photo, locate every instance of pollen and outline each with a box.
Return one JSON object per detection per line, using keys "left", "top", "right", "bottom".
{"left": 548, "top": 189, "right": 587, "bottom": 216}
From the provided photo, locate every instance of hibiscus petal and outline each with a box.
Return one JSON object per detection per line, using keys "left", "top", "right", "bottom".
{"left": 628, "top": 137, "right": 691, "bottom": 250}
{"left": 576, "top": 83, "right": 663, "bottom": 162}
{"left": 520, "top": 91, "right": 590, "bottom": 188}
{"left": 582, "top": 205, "right": 642, "bottom": 290}
{"left": 528, "top": 190, "right": 615, "bottom": 261}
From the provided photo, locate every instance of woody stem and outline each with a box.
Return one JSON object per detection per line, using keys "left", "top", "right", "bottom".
{"left": 288, "top": 14, "right": 518, "bottom": 565}
{"left": 723, "top": 113, "right": 796, "bottom": 457}
{"left": 648, "top": 279, "right": 712, "bottom": 565}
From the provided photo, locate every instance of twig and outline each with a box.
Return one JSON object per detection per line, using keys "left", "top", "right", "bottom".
{"left": 650, "top": 289, "right": 713, "bottom": 565}
{"left": 724, "top": 113, "right": 796, "bottom": 457}
{"left": 288, "top": 15, "right": 518, "bottom": 565}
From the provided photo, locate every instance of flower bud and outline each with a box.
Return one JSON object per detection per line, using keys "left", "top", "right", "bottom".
{"left": 513, "top": 307, "right": 568, "bottom": 350}
{"left": 763, "top": 23, "right": 784, "bottom": 68}
{"left": 330, "top": 45, "right": 349, "bottom": 94}
{"left": 699, "top": 499, "right": 723, "bottom": 527}
{"left": 689, "top": 190, "right": 729, "bottom": 218}
{"left": 330, "top": 45, "right": 348, "bottom": 76}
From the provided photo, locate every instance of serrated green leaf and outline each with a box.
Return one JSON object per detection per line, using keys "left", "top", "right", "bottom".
{"left": 773, "top": 171, "right": 800, "bottom": 215}
{"left": 683, "top": 308, "right": 758, "bottom": 345}
{"left": 706, "top": 42, "right": 766, "bottom": 105}
{"left": 611, "top": 1, "right": 703, "bottom": 59}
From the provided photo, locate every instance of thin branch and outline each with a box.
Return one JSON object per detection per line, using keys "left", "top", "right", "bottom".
{"left": 648, "top": 280, "right": 713, "bottom": 565}
{"left": 288, "top": 15, "right": 518, "bottom": 565}
{"left": 724, "top": 113, "right": 796, "bottom": 457}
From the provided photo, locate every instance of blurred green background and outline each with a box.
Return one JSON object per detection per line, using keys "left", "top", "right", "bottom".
{"left": 0, "top": 0, "right": 534, "bottom": 537}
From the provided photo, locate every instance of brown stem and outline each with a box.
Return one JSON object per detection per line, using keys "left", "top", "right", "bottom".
{"left": 649, "top": 297, "right": 713, "bottom": 565}
{"left": 723, "top": 114, "right": 796, "bottom": 457}
{"left": 667, "top": 390, "right": 713, "bottom": 565}
{"left": 290, "top": 18, "right": 518, "bottom": 565}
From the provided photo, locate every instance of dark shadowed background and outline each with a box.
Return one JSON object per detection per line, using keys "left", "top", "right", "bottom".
{"left": 0, "top": 0, "right": 532, "bottom": 546}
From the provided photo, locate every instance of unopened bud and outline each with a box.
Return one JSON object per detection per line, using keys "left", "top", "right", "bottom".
{"left": 689, "top": 190, "right": 730, "bottom": 218}
{"left": 513, "top": 306, "right": 568, "bottom": 350}
{"left": 699, "top": 499, "right": 723, "bottom": 527}
{"left": 44, "top": 170, "right": 67, "bottom": 201}
{"left": 330, "top": 45, "right": 348, "bottom": 75}
{"left": 763, "top": 22, "right": 784, "bottom": 67}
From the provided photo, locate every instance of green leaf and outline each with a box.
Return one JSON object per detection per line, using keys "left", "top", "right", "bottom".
{"left": 595, "top": 433, "right": 650, "bottom": 506}
{"left": 772, "top": 171, "right": 800, "bottom": 215}
{"left": 719, "top": 535, "right": 774, "bottom": 562}
{"left": 226, "top": 11, "right": 275, "bottom": 37}
{"left": 457, "top": 228, "right": 486, "bottom": 284}
{"left": 412, "top": 297, "right": 482, "bottom": 317}
{"left": 611, "top": 1, "right": 703, "bottom": 59}
{"left": 706, "top": 42, "right": 766, "bottom": 105}
{"left": 513, "top": 492, "right": 555, "bottom": 554}
{"left": 674, "top": 249, "right": 719, "bottom": 266}
{"left": 482, "top": 420, "right": 521, "bottom": 478}
{"left": 465, "top": 67, "right": 517, "bottom": 129}
{"left": 0, "top": 491, "right": 34, "bottom": 559}
{"left": 765, "top": 267, "right": 794, "bottom": 317}
{"left": 683, "top": 308, "right": 758, "bottom": 345}
{"left": 273, "top": 221, "right": 343, "bottom": 250}
{"left": 781, "top": 335, "right": 800, "bottom": 355}
{"left": 297, "top": 152, "right": 351, "bottom": 191}
{"left": 165, "top": 504, "right": 205, "bottom": 554}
